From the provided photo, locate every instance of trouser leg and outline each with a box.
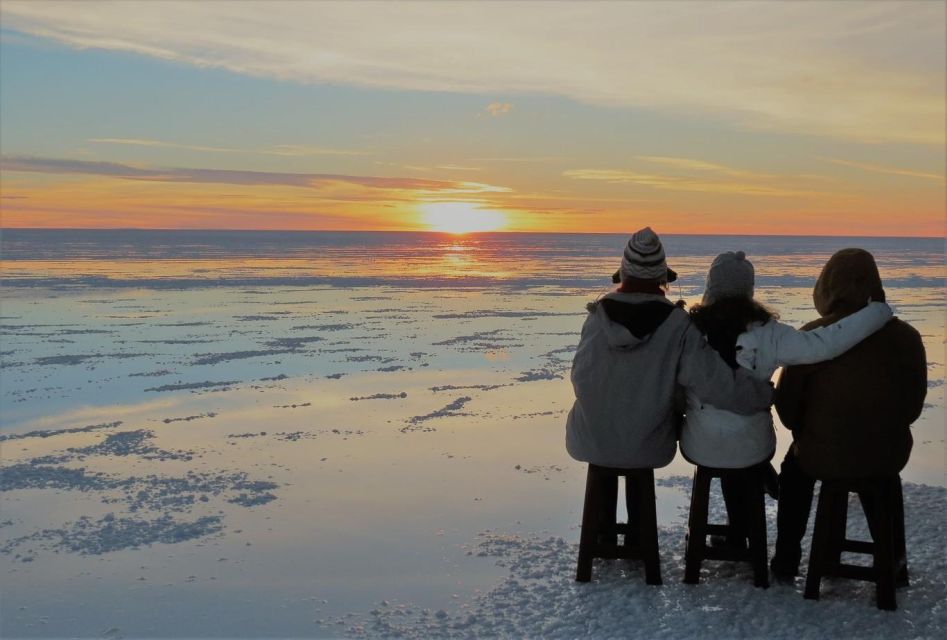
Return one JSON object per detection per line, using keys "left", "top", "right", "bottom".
{"left": 773, "top": 448, "right": 815, "bottom": 574}
{"left": 721, "top": 474, "right": 749, "bottom": 544}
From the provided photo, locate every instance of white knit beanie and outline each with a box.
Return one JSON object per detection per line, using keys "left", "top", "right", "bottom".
{"left": 620, "top": 227, "right": 672, "bottom": 282}
{"left": 701, "top": 251, "right": 755, "bottom": 305}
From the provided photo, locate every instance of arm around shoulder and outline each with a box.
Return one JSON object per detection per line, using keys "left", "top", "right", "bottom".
{"left": 771, "top": 301, "right": 893, "bottom": 367}
{"left": 677, "top": 321, "right": 773, "bottom": 416}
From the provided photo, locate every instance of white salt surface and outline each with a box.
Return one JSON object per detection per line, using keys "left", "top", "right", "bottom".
{"left": 341, "top": 480, "right": 947, "bottom": 639}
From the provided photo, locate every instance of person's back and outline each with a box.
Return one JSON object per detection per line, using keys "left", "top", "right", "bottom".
{"left": 680, "top": 251, "right": 893, "bottom": 469}
{"left": 770, "top": 248, "right": 927, "bottom": 579}
{"left": 776, "top": 312, "right": 926, "bottom": 479}
{"left": 568, "top": 291, "right": 695, "bottom": 468}
{"left": 566, "top": 228, "right": 773, "bottom": 469}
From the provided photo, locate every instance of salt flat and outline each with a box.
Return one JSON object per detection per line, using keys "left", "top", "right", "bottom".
{"left": 1, "top": 231, "right": 944, "bottom": 638}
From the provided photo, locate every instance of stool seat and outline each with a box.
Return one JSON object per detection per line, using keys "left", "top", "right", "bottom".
{"left": 576, "top": 464, "right": 661, "bottom": 585}
{"left": 684, "top": 465, "right": 769, "bottom": 588}
{"left": 804, "top": 475, "right": 908, "bottom": 610}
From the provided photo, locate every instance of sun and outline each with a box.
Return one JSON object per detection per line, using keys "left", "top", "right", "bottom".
{"left": 419, "top": 202, "right": 508, "bottom": 234}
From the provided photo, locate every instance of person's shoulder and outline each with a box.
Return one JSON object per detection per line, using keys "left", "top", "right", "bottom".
{"left": 667, "top": 304, "right": 692, "bottom": 326}
{"left": 881, "top": 317, "right": 923, "bottom": 343}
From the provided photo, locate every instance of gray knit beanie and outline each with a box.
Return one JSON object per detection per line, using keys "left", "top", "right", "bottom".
{"left": 701, "top": 251, "right": 755, "bottom": 305}
{"left": 619, "top": 227, "right": 676, "bottom": 282}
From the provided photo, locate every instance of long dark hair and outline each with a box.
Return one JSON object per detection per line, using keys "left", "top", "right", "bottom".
{"left": 689, "top": 296, "right": 779, "bottom": 368}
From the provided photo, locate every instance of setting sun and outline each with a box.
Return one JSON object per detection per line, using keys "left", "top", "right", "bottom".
{"left": 419, "top": 202, "right": 508, "bottom": 234}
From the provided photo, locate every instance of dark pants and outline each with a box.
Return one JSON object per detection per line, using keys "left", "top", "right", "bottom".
{"left": 720, "top": 460, "right": 776, "bottom": 544}
{"left": 772, "top": 448, "right": 816, "bottom": 573}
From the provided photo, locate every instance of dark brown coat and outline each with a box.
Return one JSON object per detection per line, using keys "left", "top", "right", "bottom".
{"left": 774, "top": 249, "right": 927, "bottom": 479}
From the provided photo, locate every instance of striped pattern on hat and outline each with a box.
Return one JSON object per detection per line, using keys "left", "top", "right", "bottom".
{"left": 620, "top": 227, "right": 669, "bottom": 281}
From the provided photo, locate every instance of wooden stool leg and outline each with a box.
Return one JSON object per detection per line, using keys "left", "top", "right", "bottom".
{"left": 804, "top": 483, "right": 838, "bottom": 600}
{"left": 637, "top": 470, "right": 662, "bottom": 585}
{"left": 684, "top": 469, "right": 710, "bottom": 585}
{"left": 826, "top": 487, "right": 849, "bottom": 576}
{"left": 873, "top": 485, "right": 897, "bottom": 611}
{"left": 747, "top": 482, "right": 769, "bottom": 589}
{"left": 624, "top": 474, "right": 640, "bottom": 549}
{"left": 601, "top": 472, "right": 619, "bottom": 548}
{"left": 576, "top": 465, "right": 601, "bottom": 582}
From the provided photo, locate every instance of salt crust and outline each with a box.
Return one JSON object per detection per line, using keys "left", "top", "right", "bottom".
{"left": 336, "top": 479, "right": 947, "bottom": 639}
{"left": 0, "top": 430, "right": 280, "bottom": 560}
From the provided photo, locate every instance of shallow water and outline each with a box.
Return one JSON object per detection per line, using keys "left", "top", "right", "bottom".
{"left": 1, "top": 231, "right": 943, "bottom": 637}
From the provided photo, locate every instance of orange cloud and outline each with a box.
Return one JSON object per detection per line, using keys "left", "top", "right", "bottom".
{"left": 485, "top": 102, "right": 512, "bottom": 117}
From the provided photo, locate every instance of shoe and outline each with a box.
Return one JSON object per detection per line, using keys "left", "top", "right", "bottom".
{"left": 710, "top": 534, "right": 748, "bottom": 552}
{"left": 769, "top": 556, "right": 798, "bottom": 583}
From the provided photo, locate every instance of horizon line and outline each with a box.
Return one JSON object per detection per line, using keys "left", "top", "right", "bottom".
{"left": 0, "top": 227, "right": 942, "bottom": 241}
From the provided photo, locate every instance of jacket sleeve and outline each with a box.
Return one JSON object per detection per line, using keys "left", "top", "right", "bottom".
{"left": 749, "top": 301, "right": 893, "bottom": 368}
{"left": 676, "top": 321, "right": 773, "bottom": 416}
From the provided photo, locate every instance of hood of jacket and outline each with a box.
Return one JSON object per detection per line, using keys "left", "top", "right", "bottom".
{"left": 589, "top": 292, "right": 675, "bottom": 350}
{"left": 813, "top": 248, "right": 886, "bottom": 319}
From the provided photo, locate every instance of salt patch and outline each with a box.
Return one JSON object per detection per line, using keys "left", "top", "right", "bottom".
{"left": 162, "top": 412, "right": 218, "bottom": 424}
{"left": 0, "top": 421, "right": 123, "bottom": 443}
{"left": 144, "top": 380, "right": 239, "bottom": 392}
{"left": 350, "top": 393, "right": 408, "bottom": 401}
{"left": 340, "top": 480, "right": 947, "bottom": 639}
{"left": 3, "top": 514, "right": 224, "bottom": 556}
{"left": 191, "top": 349, "right": 296, "bottom": 365}
{"left": 406, "top": 397, "right": 473, "bottom": 425}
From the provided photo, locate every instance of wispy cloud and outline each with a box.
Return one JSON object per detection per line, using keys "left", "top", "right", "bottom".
{"left": 562, "top": 167, "right": 828, "bottom": 198}
{"left": 827, "top": 158, "right": 946, "bottom": 183}
{"left": 3, "top": 1, "right": 942, "bottom": 144}
{"left": 87, "top": 138, "right": 371, "bottom": 157}
{"left": 1, "top": 155, "right": 509, "bottom": 194}
{"left": 637, "top": 156, "right": 775, "bottom": 181}
{"left": 485, "top": 102, "right": 512, "bottom": 117}
{"left": 437, "top": 165, "right": 482, "bottom": 172}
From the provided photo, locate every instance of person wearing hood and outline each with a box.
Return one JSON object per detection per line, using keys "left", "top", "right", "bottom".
{"left": 565, "top": 228, "right": 774, "bottom": 471}
{"left": 770, "top": 248, "right": 927, "bottom": 579}
{"left": 681, "top": 250, "right": 893, "bottom": 547}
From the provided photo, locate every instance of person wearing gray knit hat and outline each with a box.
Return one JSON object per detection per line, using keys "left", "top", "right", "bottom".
{"left": 681, "top": 248, "right": 895, "bottom": 558}
{"left": 611, "top": 226, "right": 678, "bottom": 284}
{"left": 701, "top": 250, "right": 754, "bottom": 305}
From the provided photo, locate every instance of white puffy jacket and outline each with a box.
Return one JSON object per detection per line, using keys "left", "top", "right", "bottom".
{"left": 679, "top": 301, "right": 893, "bottom": 468}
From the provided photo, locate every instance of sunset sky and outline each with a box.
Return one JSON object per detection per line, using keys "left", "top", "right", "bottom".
{"left": 0, "top": 1, "right": 944, "bottom": 236}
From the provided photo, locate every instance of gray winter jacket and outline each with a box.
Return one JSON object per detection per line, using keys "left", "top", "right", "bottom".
{"left": 565, "top": 292, "right": 773, "bottom": 468}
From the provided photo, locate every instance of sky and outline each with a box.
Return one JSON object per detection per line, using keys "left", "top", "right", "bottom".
{"left": 0, "top": 0, "right": 944, "bottom": 236}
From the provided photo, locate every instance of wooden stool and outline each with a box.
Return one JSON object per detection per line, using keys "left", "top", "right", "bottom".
{"left": 804, "top": 476, "right": 908, "bottom": 611}
{"left": 683, "top": 465, "right": 769, "bottom": 588}
{"left": 575, "top": 464, "right": 661, "bottom": 585}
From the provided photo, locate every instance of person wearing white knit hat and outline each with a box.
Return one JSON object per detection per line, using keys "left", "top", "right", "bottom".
{"left": 701, "top": 250, "right": 753, "bottom": 305}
